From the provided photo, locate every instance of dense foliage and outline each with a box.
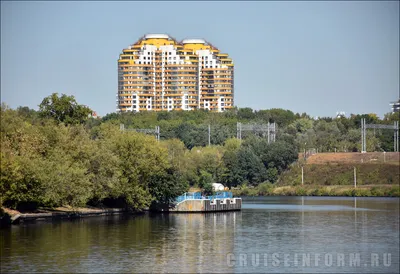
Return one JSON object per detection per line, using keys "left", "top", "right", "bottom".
{"left": 1, "top": 94, "right": 398, "bottom": 210}
{"left": 101, "top": 107, "right": 399, "bottom": 153}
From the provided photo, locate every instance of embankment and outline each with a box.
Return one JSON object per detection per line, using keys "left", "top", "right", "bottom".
{"left": 0, "top": 206, "right": 134, "bottom": 227}
{"left": 233, "top": 152, "right": 400, "bottom": 197}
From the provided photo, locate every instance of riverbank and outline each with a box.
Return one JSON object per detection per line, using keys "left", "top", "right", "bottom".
{"left": 0, "top": 206, "right": 137, "bottom": 227}
{"left": 239, "top": 152, "right": 400, "bottom": 197}
{"left": 232, "top": 183, "right": 400, "bottom": 197}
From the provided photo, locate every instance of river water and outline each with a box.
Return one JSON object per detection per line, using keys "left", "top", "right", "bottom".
{"left": 1, "top": 197, "right": 399, "bottom": 273}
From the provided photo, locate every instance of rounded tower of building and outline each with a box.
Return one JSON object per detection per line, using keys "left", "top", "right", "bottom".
{"left": 117, "top": 34, "right": 234, "bottom": 113}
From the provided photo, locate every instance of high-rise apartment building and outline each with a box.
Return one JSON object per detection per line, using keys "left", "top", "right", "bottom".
{"left": 117, "top": 34, "right": 234, "bottom": 112}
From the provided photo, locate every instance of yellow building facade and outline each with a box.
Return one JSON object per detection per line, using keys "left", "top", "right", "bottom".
{"left": 117, "top": 34, "right": 234, "bottom": 112}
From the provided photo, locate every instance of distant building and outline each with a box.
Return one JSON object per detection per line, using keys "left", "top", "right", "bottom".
{"left": 336, "top": 111, "right": 346, "bottom": 118}
{"left": 212, "top": 183, "right": 225, "bottom": 192}
{"left": 390, "top": 99, "right": 400, "bottom": 113}
{"left": 117, "top": 33, "right": 234, "bottom": 113}
{"left": 89, "top": 111, "right": 100, "bottom": 119}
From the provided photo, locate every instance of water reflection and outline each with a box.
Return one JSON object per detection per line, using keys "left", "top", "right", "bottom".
{"left": 1, "top": 197, "right": 399, "bottom": 273}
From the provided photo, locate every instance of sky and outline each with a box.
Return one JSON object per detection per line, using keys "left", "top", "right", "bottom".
{"left": 1, "top": 1, "right": 399, "bottom": 118}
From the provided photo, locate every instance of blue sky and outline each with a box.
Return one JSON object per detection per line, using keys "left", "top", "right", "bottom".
{"left": 1, "top": 1, "right": 399, "bottom": 118}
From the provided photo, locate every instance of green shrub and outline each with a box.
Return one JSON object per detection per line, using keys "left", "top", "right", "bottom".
{"left": 295, "top": 187, "right": 307, "bottom": 196}
{"left": 257, "top": 182, "right": 274, "bottom": 195}
{"left": 370, "top": 187, "right": 385, "bottom": 197}
{"left": 354, "top": 188, "right": 371, "bottom": 197}
{"left": 388, "top": 186, "right": 400, "bottom": 197}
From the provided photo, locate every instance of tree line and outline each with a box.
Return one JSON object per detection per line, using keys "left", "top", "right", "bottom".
{"left": 101, "top": 104, "right": 399, "bottom": 153}
{"left": 1, "top": 93, "right": 398, "bottom": 211}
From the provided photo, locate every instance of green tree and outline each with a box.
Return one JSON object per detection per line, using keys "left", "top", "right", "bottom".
{"left": 198, "top": 171, "right": 214, "bottom": 195}
{"left": 221, "top": 138, "right": 242, "bottom": 188}
{"left": 237, "top": 146, "right": 267, "bottom": 186}
{"left": 39, "top": 93, "right": 92, "bottom": 125}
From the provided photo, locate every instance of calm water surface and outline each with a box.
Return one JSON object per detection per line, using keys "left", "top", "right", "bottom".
{"left": 1, "top": 197, "right": 399, "bottom": 273}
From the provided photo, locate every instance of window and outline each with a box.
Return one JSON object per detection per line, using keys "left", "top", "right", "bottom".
{"left": 169, "top": 52, "right": 172, "bottom": 55}
{"left": 148, "top": 52, "right": 150, "bottom": 55}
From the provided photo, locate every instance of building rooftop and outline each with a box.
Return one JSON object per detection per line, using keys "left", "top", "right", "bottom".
{"left": 182, "top": 39, "right": 206, "bottom": 44}
{"left": 144, "top": 34, "right": 170, "bottom": 39}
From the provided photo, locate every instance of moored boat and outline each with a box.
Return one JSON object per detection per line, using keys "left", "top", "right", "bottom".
{"left": 170, "top": 191, "right": 242, "bottom": 212}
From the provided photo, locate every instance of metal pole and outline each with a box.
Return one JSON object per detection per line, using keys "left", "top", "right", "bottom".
{"left": 301, "top": 166, "right": 304, "bottom": 186}
{"left": 362, "top": 118, "right": 366, "bottom": 153}
{"left": 395, "top": 121, "right": 398, "bottom": 152}
{"left": 396, "top": 121, "right": 399, "bottom": 152}
{"left": 272, "top": 123, "right": 274, "bottom": 142}
{"left": 354, "top": 167, "right": 357, "bottom": 188}
{"left": 364, "top": 119, "right": 367, "bottom": 152}
{"left": 363, "top": 118, "right": 365, "bottom": 152}
{"left": 361, "top": 118, "right": 363, "bottom": 152}
{"left": 394, "top": 121, "right": 396, "bottom": 152}
{"left": 396, "top": 121, "right": 398, "bottom": 152}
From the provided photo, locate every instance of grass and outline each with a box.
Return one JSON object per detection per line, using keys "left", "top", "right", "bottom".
{"left": 232, "top": 184, "right": 400, "bottom": 197}
{"left": 232, "top": 160, "right": 400, "bottom": 197}
{"left": 277, "top": 163, "right": 399, "bottom": 187}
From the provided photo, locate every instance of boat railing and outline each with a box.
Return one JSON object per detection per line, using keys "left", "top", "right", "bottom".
{"left": 175, "top": 191, "right": 233, "bottom": 203}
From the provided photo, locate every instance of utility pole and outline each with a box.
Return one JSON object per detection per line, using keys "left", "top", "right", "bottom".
{"left": 361, "top": 118, "right": 367, "bottom": 153}
{"left": 156, "top": 126, "right": 160, "bottom": 142}
{"left": 395, "top": 121, "right": 399, "bottom": 152}
{"left": 396, "top": 121, "right": 399, "bottom": 152}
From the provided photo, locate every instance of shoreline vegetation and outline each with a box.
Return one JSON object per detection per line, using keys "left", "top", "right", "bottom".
{"left": 1, "top": 94, "right": 399, "bottom": 226}
{"left": 0, "top": 206, "right": 140, "bottom": 227}
{"left": 2, "top": 183, "right": 398, "bottom": 226}
{"left": 232, "top": 184, "right": 400, "bottom": 197}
